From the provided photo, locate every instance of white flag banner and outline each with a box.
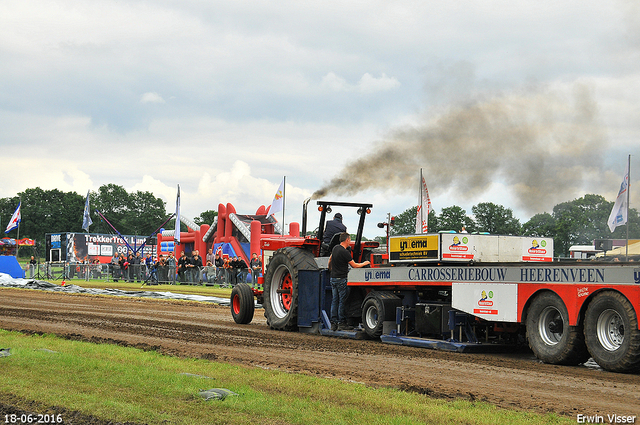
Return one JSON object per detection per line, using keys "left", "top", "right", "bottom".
{"left": 82, "top": 190, "right": 93, "bottom": 232}
{"left": 175, "top": 184, "right": 181, "bottom": 243}
{"left": 5, "top": 202, "right": 21, "bottom": 233}
{"left": 608, "top": 161, "right": 629, "bottom": 232}
{"left": 415, "top": 176, "right": 432, "bottom": 234}
{"left": 269, "top": 178, "right": 285, "bottom": 217}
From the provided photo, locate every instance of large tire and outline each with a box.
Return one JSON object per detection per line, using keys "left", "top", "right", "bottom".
{"left": 231, "top": 283, "right": 255, "bottom": 324}
{"left": 526, "top": 292, "right": 589, "bottom": 365}
{"left": 584, "top": 291, "right": 640, "bottom": 373}
{"left": 361, "top": 291, "right": 401, "bottom": 339}
{"left": 263, "top": 247, "right": 318, "bottom": 331}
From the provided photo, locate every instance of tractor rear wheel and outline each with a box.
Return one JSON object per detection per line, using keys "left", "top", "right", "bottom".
{"left": 584, "top": 291, "right": 640, "bottom": 373}
{"left": 263, "top": 247, "right": 318, "bottom": 331}
{"left": 526, "top": 292, "right": 589, "bottom": 365}
{"left": 231, "top": 282, "right": 255, "bottom": 324}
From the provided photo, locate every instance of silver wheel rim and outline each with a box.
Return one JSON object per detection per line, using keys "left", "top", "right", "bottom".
{"left": 365, "top": 304, "right": 379, "bottom": 329}
{"left": 269, "top": 264, "right": 289, "bottom": 319}
{"left": 538, "top": 306, "right": 563, "bottom": 345}
{"left": 596, "top": 309, "right": 624, "bottom": 351}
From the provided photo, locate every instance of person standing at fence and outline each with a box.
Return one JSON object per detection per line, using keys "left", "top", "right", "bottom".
{"left": 250, "top": 253, "right": 262, "bottom": 287}
{"left": 153, "top": 254, "right": 163, "bottom": 283}
{"left": 223, "top": 256, "right": 232, "bottom": 286}
{"left": 215, "top": 253, "right": 224, "bottom": 285}
{"left": 166, "top": 251, "right": 177, "bottom": 284}
{"left": 189, "top": 250, "right": 203, "bottom": 284}
{"left": 145, "top": 254, "right": 153, "bottom": 280}
{"left": 177, "top": 251, "right": 189, "bottom": 284}
{"left": 125, "top": 252, "right": 133, "bottom": 282}
{"left": 29, "top": 256, "right": 37, "bottom": 278}
{"left": 206, "top": 248, "right": 215, "bottom": 268}
{"left": 228, "top": 256, "right": 237, "bottom": 285}
{"left": 110, "top": 253, "right": 118, "bottom": 281}
{"left": 236, "top": 255, "right": 248, "bottom": 284}
{"left": 134, "top": 252, "right": 143, "bottom": 283}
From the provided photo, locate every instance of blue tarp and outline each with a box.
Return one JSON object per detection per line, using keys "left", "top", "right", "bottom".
{"left": 0, "top": 256, "right": 24, "bottom": 278}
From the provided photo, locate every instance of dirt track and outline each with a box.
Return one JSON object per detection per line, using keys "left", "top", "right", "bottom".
{"left": 1, "top": 288, "right": 640, "bottom": 420}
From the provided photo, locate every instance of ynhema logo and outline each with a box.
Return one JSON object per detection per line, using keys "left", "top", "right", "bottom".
{"left": 635, "top": 269, "right": 640, "bottom": 284}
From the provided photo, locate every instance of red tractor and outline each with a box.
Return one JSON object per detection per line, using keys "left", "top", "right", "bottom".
{"left": 230, "top": 199, "right": 379, "bottom": 330}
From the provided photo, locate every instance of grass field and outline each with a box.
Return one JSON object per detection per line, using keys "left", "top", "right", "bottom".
{"left": 0, "top": 330, "right": 572, "bottom": 425}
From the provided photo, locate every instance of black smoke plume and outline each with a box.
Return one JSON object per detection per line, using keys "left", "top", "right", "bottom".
{"left": 312, "top": 84, "right": 609, "bottom": 215}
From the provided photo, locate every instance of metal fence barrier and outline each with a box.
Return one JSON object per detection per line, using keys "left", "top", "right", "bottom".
{"left": 37, "top": 262, "right": 260, "bottom": 287}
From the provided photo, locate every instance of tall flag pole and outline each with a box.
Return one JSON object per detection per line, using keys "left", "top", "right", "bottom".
{"left": 82, "top": 190, "right": 93, "bottom": 232}
{"left": 282, "top": 176, "right": 286, "bottom": 235}
{"left": 626, "top": 154, "right": 631, "bottom": 260}
{"left": 416, "top": 169, "right": 431, "bottom": 234}
{"left": 269, "top": 177, "right": 285, "bottom": 234}
{"left": 175, "top": 184, "right": 181, "bottom": 245}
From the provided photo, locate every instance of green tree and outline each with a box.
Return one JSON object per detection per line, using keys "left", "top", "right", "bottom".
{"left": 552, "top": 194, "right": 614, "bottom": 257}
{"left": 389, "top": 206, "right": 417, "bottom": 236}
{"left": 522, "top": 212, "right": 556, "bottom": 237}
{"left": 437, "top": 206, "right": 475, "bottom": 233}
{"left": 91, "top": 185, "right": 167, "bottom": 236}
{"left": 194, "top": 209, "right": 218, "bottom": 226}
{"left": 0, "top": 188, "right": 85, "bottom": 258}
{"left": 472, "top": 202, "right": 520, "bottom": 235}
{"left": 128, "top": 191, "right": 168, "bottom": 236}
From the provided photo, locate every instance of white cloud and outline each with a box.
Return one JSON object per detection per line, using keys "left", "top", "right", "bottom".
{"left": 357, "top": 73, "right": 400, "bottom": 93}
{"left": 321, "top": 72, "right": 400, "bottom": 93}
{"left": 321, "top": 72, "right": 349, "bottom": 92}
{"left": 140, "top": 92, "right": 165, "bottom": 104}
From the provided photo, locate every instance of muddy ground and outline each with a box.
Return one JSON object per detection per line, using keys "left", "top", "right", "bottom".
{"left": 1, "top": 288, "right": 639, "bottom": 423}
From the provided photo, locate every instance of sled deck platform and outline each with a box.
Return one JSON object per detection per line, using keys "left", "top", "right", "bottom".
{"left": 380, "top": 334, "right": 509, "bottom": 353}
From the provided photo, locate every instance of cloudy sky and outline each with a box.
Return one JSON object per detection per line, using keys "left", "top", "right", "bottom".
{"left": 1, "top": 1, "right": 639, "bottom": 238}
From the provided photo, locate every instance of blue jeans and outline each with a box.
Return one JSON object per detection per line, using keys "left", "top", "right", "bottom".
{"left": 330, "top": 277, "right": 349, "bottom": 324}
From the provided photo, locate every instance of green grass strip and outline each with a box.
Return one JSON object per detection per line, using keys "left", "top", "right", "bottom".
{"left": 0, "top": 330, "right": 572, "bottom": 425}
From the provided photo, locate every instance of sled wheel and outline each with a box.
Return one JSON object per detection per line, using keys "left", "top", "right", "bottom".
{"left": 584, "top": 291, "right": 640, "bottom": 372}
{"left": 526, "top": 292, "right": 589, "bottom": 365}
{"left": 263, "top": 247, "right": 318, "bottom": 331}
{"left": 231, "top": 283, "right": 255, "bottom": 324}
{"left": 361, "top": 292, "right": 401, "bottom": 339}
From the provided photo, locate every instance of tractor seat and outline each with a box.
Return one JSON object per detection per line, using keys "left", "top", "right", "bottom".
{"left": 321, "top": 232, "right": 342, "bottom": 257}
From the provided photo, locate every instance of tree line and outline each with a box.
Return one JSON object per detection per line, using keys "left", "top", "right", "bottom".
{"left": 1, "top": 186, "right": 637, "bottom": 258}
{"left": 389, "top": 194, "right": 640, "bottom": 257}
{"left": 0, "top": 185, "right": 222, "bottom": 258}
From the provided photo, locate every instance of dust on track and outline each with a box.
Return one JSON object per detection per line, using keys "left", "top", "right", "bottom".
{"left": 1, "top": 287, "right": 639, "bottom": 420}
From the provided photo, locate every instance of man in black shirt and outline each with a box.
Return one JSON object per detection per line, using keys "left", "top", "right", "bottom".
{"left": 189, "top": 250, "right": 203, "bottom": 284}
{"left": 177, "top": 251, "right": 190, "bottom": 284}
{"left": 250, "top": 253, "right": 262, "bottom": 287}
{"left": 328, "top": 232, "right": 370, "bottom": 331}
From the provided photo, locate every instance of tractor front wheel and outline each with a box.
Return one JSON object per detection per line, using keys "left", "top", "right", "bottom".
{"left": 231, "top": 282, "right": 255, "bottom": 324}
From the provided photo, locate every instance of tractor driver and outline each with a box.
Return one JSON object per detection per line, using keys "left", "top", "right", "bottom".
{"left": 322, "top": 213, "right": 347, "bottom": 255}
{"left": 328, "top": 232, "right": 370, "bottom": 331}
